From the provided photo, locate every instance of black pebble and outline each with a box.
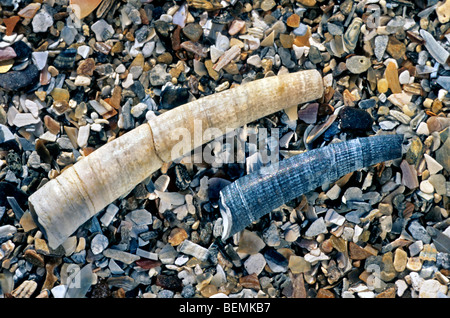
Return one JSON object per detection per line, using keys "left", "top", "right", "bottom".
{"left": 11, "top": 41, "right": 32, "bottom": 60}
{"left": 339, "top": 106, "right": 374, "bottom": 131}
{"left": 160, "top": 85, "right": 190, "bottom": 109}
{"left": 174, "top": 164, "right": 191, "bottom": 191}
{"left": 0, "top": 65, "right": 40, "bottom": 91}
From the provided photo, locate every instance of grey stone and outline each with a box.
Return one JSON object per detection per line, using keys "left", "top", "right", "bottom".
{"left": 91, "top": 19, "right": 115, "bottom": 42}
{"left": 436, "top": 252, "right": 450, "bottom": 270}
{"left": 159, "top": 243, "right": 178, "bottom": 264}
{"left": 327, "top": 23, "right": 344, "bottom": 35}
{"left": 0, "top": 124, "right": 14, "bottom": 144}
{"left": 121, "top": 99, "right": 134, "bottom": 130}
{"left": 90, "top": 234, "right": 109, "bottom": 255}
{"left": 293, "top": 24, "right": 308, "bottom": 36}
{"left": 436, "top": 76, "right": 450, "bottom": 91}
{"left": 158, "top": 290, "right": 174, "bottom": 298}
{"left": 346, "top": 55, "right": 371, "bottom": 74}
{"left": 128, "top": 209, "right": 152, "bottom": 226}
{"left": 345, "top": 210, "right": 365, "bottom": 224}
{"left": 65, "top": 264, "right": 94, "bottom": 298}
{"left": 32, "top": 9, "right": 53, "bottom": 33}
{"left": 100, "top": 204, "right": 119, "bottom": 227}
{"left": 61, "top": 26, "right": 77, "bottom": 46}
{"left": 342, "top": 187, "right": 363, "bottom": 203}
{"left": 263, "top": 222, "right": 281, "bottom": 247}
{"left": 0, "top": 224, "right": 17, "bottom": 241}
{"left": 324, "top": 209, "right": 345, "bottom": 226}
{"left": 409, "top": 240, "right": 424, "bottom": 256}
{"left": 305, "top": 217, "right": 327, "bottom": 237}
{"left": 102, "top": 248, "right": 140, "bottom": 264}
{"left": 181, "top": 284, "right": 195, "bottom": 298}
{"left": 31, "top": 51, "right": 48, "bottom": 71}
{"left": 149, "top": 63, "right": 171, "bottom": 86}
{"left": 244, "top": 253, "right": 266, "bottom": 275}
{"left": 179, "top": 240, "right": 209, "bottom": 262}
{"left": 408, "top": 220, "right": 431, "bottom": 244}
{"left": 374, "top": 35, "right": 388, "bottom": 61}
{"left": 420, "top": 29, "right": 450, "bottom": 65}
{"left": 308, "top": 45, "right": 323, "bottom": 64}
{"left": 278, "top": 47, "right": 295, "bottom": 68}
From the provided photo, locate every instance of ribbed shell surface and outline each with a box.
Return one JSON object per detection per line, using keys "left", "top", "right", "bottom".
{"left": 219, "top": 134, "right": 404, "bottom": 239}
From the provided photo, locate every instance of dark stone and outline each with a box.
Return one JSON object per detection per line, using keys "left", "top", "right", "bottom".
{"left": 6, "top": 151, "right": 22, "bottom": 176}
{"left": 53, "top": 48, "right": 77, "bottom": 69}
{"left": 182, "top": 23, "right": 203, "bottom": 42}
{"left": 322, "top": 121, "right": 340, "bottom": 141}
{"left": 174, "top": 164, "right": 191, "bottom": 191}
{"left": 0, "top": 65, "right": 39, "bottom": 91}
{"left": 11, "top": 41, "right": 32, "bottom": 60}
{"left": 264, "top": 249, "right": 288, "bottom": 267}
{"left": 207, "top": 177, "right": 231, "bottom": 201}
{"left": 90, "top": 279, "right": 113, "bottom": 298}
{"left": 135, "top": 25, "right": 150, "bottom": 43}
{"left": 339, "top": 106, "right": 374, "bottom": 131}
{"left": 308, "top": 45, "right": 323, "bottom": 64}
{"left": 154, "top": 20, "right": 170, "bottom": 38}
{"left": 159, "top": 85, "right": 190, "bottom": 109}
{"left": 278, "top": 47, "right": 296, "bottom": 69}
{"left": 155, "top": 274, "right": 183, "bottom": 291}
{"left": 131, "top": 81, "right": 145, "bottom": 100}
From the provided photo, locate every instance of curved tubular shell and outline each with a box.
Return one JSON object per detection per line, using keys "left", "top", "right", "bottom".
{"left": 219, "top": 134, "right": 404, "bottom": 239}
{"left": 29, "top": 124, "right": 163, "bottom": 248}
{"left": 148, "top": 70, "right": 323, "bottom": 162}
{"left": 28, "top": 70, "right": 323, "bottom": 248}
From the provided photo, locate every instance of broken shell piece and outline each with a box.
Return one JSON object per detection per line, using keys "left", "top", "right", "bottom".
{"left": 11, "top": 280, "right": 38, "bottom": 298}
{"left": 70, "top": 0, "right": 102, "bottom": 19}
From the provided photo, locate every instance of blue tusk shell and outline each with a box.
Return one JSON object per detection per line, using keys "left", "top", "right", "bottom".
{"left": 219, "top": 134, "right": 404, "bottom": 239}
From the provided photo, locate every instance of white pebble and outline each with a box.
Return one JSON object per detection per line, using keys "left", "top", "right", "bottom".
{"left": 398, "top": 70, "right": 410, "bottom": 84}
{"left": 419, "top": 180, "right": 434, "bottom": 194}
{"left": 416, "top": 122, "right": 430, "bottom": 135}
{"left": 51, "top": 285, "right": 67, "bottom": 298}
{"left": 115, "top": 64, "right": 126, "bottom": 74}
{"left": 77, "top": 45, "right": 91, "bottom": 59}
{"left": 32, "top": 51, "right": 49, "bottom": 70}
{"left": 77, "top": 124, "right": 90, "bottom": 148}
{"left": 424, "top": 153, "right": 443, "bottom": 174}
{"left": 32, "top": 9, "right": 53, "bottom": 33}
{"left": 396, "top": 279, "right": 408, "bottom": 297}
{"left": 74, "top": 75, "right": 91, "bottom": 87}
{"left": 247, "top": 55, "right": 262, "bottom": 68}
{"left": 122, "top": 73, "right": 134, "bottom": 89}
